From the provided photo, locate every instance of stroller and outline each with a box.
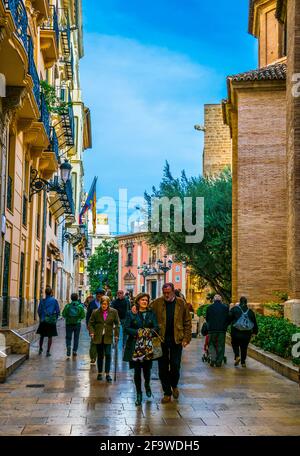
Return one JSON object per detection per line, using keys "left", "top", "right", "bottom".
{"left": 201, "top": 322, "right": 227, "bottom": 365}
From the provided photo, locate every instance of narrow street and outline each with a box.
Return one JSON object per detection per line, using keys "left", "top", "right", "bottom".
{"left": 0, "top": 321, "right": 299, "bottom": 436}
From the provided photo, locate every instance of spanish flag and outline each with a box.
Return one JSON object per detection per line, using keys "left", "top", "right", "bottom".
{"left": 79, "top": 177, "right": 98, "bottom": 233}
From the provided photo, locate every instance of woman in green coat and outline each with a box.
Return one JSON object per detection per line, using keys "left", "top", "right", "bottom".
{"left": 89, "top": 296, "right": 120, "bottom": 383}
{"left": 123, "top": 293, "right": 159, "bottom": 406}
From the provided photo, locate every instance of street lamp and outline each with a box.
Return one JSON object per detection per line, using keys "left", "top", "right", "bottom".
{"left": 137, "top": 262, "right": 152, "bottom": 293}
{"left": 29, "top": 159, "right": 72, "bottom": 201}
{"left": 157, "top": 254, "right": 173, "bottom": 284}
{"left": 96, "top": 267, "right": 108, "bottom": 288}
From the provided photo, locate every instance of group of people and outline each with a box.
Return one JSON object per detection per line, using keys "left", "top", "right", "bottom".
{"left": 204, "top": 294, "right": 258, "bottom": 368}
{"left": 36, "top": 285, "right": 258, "bottom": 407}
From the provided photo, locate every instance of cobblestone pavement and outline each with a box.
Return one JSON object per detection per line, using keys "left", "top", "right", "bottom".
{"left": 0, "top": 320, "right": 300, "bottom": 436}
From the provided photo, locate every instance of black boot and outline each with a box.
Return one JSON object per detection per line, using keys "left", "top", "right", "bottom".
{"left": 135, "top": 392, "right": 142, "bottom": 406}
{"left": 145, "top": 384, "right": 152, "bottom": 397}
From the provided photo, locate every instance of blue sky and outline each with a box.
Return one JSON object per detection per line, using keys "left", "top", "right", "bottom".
{"left": 80, "top": 0, "right": 257, "bottom": 233}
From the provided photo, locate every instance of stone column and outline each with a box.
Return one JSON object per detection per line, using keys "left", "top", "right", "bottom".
{"left": 285, "top": 0, "right": 300, "bottom": 324}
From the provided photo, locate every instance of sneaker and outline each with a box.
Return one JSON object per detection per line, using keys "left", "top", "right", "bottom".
{"left": 106, "top": 374, "right": 112, "bottom": 383}
{"left": 172, "top": 387, "right": 179, "bottom": 399}
{"left": 97, "top": 373, "right": 103, "bottom": 380}
{"left": 234, "top": 356, "right": 241, "bottom": 366}
{"left": 46, "top": 352, "right": 51, "bottom": 357}
{"left": 161, "top": 395, "right": 171, "bottom": 404}
{"left": 241, "top": 363, "right": 246, "bottom": 368}
{"left": 38, "top": 348, "right": 43, "bottom": 355}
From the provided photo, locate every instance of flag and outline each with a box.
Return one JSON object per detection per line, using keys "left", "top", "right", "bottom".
{"left": 79, "top": 177, "right": 97, "bottom": 233}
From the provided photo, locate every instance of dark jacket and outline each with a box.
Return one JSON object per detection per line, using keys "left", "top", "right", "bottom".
{"left": 151, "top": 296, "right": 192, "bottom": 345}
{"left": 86, "top": 299, "right": 101, "bottom": 326}
{"left": 206, "top": 300, "right": 229, "bottom": 333}
{"left": 229, "top": 304, "right": 258, "bottom": 336}
{"left": 123, "top": 310, "right": 159, "bottom": 362}
{"left": 88, "top": 307, "right": 120, "bottom": 344}
{"left": 111, "top": 298, "right": 129, "bottom": 320}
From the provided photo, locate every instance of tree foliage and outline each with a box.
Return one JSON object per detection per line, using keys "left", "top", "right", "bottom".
{"left": 87, "top": 239, "right": 118, "bottom": 296}
{"left": 145, "top": 163, "right": 232, "bottom": 302}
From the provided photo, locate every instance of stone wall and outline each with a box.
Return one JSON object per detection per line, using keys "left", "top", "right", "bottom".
{"left": 203, "top": 104, "right": 232, "bottom": 177}
{"left": 233, "top": 88, "right": 287, "bottom": 303}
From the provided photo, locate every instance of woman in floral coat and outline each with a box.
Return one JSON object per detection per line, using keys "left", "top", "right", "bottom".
{"left": 123, "top": 293, "right": 159, "bottom": 406}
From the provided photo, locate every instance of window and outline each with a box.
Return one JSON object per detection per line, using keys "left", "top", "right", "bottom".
{"left": 71, "top": 172, "right": 77, "bottom": 213}
{"left": 175, "top": 265, "right": 180, "bottom": 273}
{"left": 34, "top": 261, "right": 39, "bottom": 320}
{"left": 49, "top": 210, "right": 52, "bottom": 227}
{"left": 7, "top": 134, "right": 15, "bottom": 212}
{"left": 19, "top": 253, "right": 25, "bottom": 323}
{"left": 2, "top": 241, "right": 11, "bottom": 327}
{"left": 175, "top": 275, "right": 180, "bottom": 283}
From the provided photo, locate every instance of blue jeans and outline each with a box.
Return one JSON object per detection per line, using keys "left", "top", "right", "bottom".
{"left": 66, "top": 324, "right": 81, "bottom": 352}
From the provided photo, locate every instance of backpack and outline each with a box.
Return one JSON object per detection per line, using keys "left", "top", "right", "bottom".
{"left": 233, "top": 306, "right": 254, "bottom": 331}
{"left": 42, "top": 300, "right": 57, "bottom": 325}
{"left": 67, "top": 302, "right": 81, "bottom": 324}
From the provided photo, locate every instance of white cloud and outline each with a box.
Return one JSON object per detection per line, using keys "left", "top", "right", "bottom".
{"left": 81, "top": 34, "right": 222, "bottom": 199}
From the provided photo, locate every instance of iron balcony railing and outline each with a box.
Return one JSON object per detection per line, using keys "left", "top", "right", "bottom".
{"left": 63, "top": 179, "right": 75, "bottom": 216}
{"left": 27, "top": 35, "right": 40, "bottom": 107}
{"left": 40, "top": 92, "right": 51, "bottom": 140}
{"left": 60, "top": 10, "right": 71, "bottom": 56}
{"left": 64, "top": 47, "right": 74, "bottom": 80}
{"left": 40, "top": 5, "right": 59, "bottom": 47}
{"left": 48, "top": 126, "right": 59, "bottom": 161}
{"left": 61, "top": 95, "right": 75, "bottom": 147}
{"left": 5, "top": 0, "right": 28, "bottom": 51}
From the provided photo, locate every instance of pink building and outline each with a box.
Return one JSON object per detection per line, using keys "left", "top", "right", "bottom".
{"left": 116, "top": 232, "right": 187, "bottom": 300}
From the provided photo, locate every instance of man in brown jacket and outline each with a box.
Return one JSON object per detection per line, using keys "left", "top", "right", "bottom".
{"left": 151, "top": 282, "right": 192, "bottom": 403}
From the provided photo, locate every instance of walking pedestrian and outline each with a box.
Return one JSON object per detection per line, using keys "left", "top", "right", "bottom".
{"left": 62, "top": 293, "right": 85, "bottom": 358}
{"left": 36, "top": 287, "right": 60, "bottom": 357}
{"left": 111, "top": 290, "right": 130, "bottom": 347}
{"left": 84, "top": 294, "right": 94, "bottom": 310}
{"left": 86, "top": 288, "right": 105, "bottom": 364}
{"left": 229, "top": 296, "right": 258, "bottom": 367}
{"left": 205, "top": 294, "right": 229, "bottom": 367}
{"left": 151, "top": 283, "right": 192, "bottom": 403}
{"left": 123, "top": 293, "right": 159, "bottom": 406}
{"left": 88, "top": 296, "right": 120, "bottom": 383}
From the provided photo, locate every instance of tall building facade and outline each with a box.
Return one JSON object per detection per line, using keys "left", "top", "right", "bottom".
{"left": 202, "top": 104, "right": 232, "bottom": 177}
{"left": 0, "top": 0, "right": 91, "bottom": 337}
{"left": 117, "top": 232, "right": 187, "bottom": 300}
{"left": 221, "top": 0, "right": 300, "bottom": 323}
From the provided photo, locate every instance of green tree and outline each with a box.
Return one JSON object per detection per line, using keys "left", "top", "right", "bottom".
{"left": 87, "top": 239, "right": 118, "bottom": 296}
{"left": 145, "top": 163, "right": 232, "bottom": 302}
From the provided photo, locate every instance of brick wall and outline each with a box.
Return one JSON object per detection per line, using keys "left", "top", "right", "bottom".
{"left": 233, "top": 88, "right": 287, "bottom": 303}
{"left": 203, "top": 104, "right": 232, "bottom": 177}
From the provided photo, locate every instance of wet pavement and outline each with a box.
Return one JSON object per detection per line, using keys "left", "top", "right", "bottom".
{"left": 0, "top": 320, "right": 299, "bottom": 436}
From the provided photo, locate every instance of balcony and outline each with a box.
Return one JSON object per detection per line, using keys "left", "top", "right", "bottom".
{"left": 60, "top": 10, "right": 71, "bottom": 56}
{"left": 63, "top": 47, "right": 74, "bottom": 81}
{"left": 48, "top": 127, "right": 59, "bottom": 161}
{"left": 4, "top": 0, "right": 28, "bottom": 51}
{"left": 40, "top": 5, "right": 59, "bottom": 68}
{"left": 27, "top": 35, "right": 40, "bottom": 108}
{"left": 48, "top": 177, "right": 75, "bottom": 220}
{"left": 39, "top": 92, "right": 51, "bottom": 140}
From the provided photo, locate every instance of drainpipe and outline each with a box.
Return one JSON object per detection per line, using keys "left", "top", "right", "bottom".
{"left": 40, "top": 189, "right": 47, "bottom": 298}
